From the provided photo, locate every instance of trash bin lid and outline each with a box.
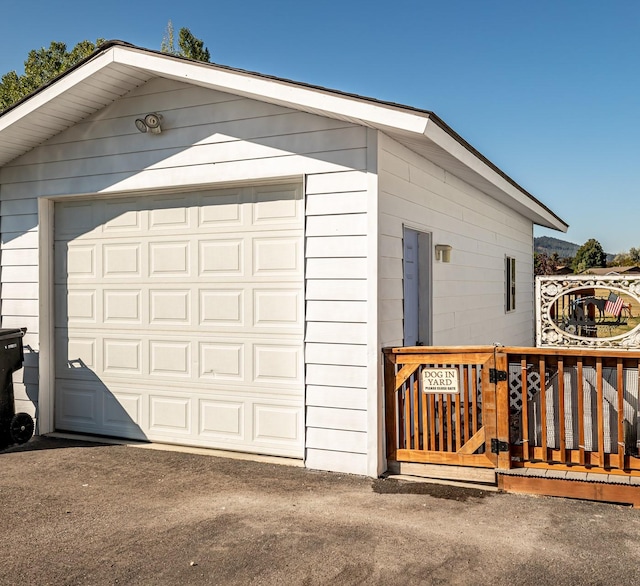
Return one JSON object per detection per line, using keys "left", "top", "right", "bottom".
{"left": 0, "top": 328, "right": 26, "bottom": 341}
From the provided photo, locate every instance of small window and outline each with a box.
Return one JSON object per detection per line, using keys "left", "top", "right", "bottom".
{"left": 506, "top": 256, "right": 516, "bottom": 312}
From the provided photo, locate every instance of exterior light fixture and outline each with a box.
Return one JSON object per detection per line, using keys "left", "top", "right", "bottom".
{"left": 134, "top": 113, "right": 163, "bottom": 134}
{"left": 435, "top": 244, "right": 452, "bottom": 263}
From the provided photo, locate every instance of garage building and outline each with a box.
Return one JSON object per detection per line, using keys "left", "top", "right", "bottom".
{"left": 0, "top": 41, "right": 567, "bottom": 476}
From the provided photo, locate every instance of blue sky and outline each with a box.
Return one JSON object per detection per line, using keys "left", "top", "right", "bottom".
{"left": 1, "top": 0, "right": 639, "bottom": 253}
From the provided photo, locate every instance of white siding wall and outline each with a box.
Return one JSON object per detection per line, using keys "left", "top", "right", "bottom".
{"left": 0, "top": 78, "right": 375, "bottom": 475}
{"left": 305, "top": 170, "right": 372, "bottom": 476}
{"left": 378, "top": 132, "right": 535, "bottom": 348}
{"left": 0, "top": 191, "right": 39, "bottom": 416}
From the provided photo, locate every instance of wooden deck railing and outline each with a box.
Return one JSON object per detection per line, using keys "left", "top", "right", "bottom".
{"left": 384, "top": 346, "right": 640, "bottom": 476}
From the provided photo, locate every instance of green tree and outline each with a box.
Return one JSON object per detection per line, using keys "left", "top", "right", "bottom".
{"left": 161, "top": 20, "right": 178, "bottom": 55}
{"left": 0, "top": 70, "right": 22, "bottom": 111}
{"left": 1, "top": 26, "right": 210, "bottom": 113}
{"left": 0, "top": 39, "right": 104, "bottom": 112}
{"left": 161, "top": 21, "right": 210, "bottom": 62}
{"left": 611, "top": 246, "right": 640, "bottom": 267}
{"left": 178, "top": 28, "right": 210, "bottom": 62}
{"left": 611, "top": 252, "right": 631, "bottom": 266}
{"left": 534, "top": 252, "right": 559, "bottom": 276}
{"left": 572, "top": 238, "right": 607, "bottom": 273}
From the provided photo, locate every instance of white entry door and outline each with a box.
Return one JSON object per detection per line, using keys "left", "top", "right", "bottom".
{"left": 403, "top": 227, "right": 432, "bottom": 346}
{"left": 54, "top": 184, "right": 304, "bottom": 458}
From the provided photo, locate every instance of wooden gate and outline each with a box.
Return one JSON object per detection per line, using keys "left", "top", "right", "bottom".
{"left": 384, "top": 345, "right": 640, "bottom": 505}
{"left": 383, "top": 347, "right": 512, "bottom": 471}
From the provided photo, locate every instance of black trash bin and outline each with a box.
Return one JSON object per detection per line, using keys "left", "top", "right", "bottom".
{"left": 0, "top": 327, "right": 33, "bottom": 448}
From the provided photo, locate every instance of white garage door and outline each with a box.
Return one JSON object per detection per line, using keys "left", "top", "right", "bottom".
{"left": 54, "top": 184, "right": 304, "bottom": 458}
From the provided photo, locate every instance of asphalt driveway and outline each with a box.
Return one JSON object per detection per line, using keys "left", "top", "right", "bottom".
{"left": 1, "top": 436, "right": 640, "bottom": 585}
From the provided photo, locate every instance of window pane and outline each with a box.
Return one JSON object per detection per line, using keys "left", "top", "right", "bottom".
{"left": 506, "top": 256, "right": 516, "bottom": 312}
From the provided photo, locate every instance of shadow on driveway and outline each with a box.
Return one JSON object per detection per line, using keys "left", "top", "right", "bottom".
{"left": 1, "top": 434, "right": 111, "bottom": 453}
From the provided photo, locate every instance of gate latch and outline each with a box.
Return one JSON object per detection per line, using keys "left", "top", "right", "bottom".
{"left": 491, "top": 438, "right": 509, "bottom": 454}
{"left": 489, "top": 368, "right": 507, "bottom": 384}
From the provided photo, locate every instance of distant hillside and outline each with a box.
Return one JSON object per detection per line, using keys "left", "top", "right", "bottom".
{"left": 534, "top": 236, "right": 614, "bottom": 262}
{"left": 534, "top": 236, "right": 580, "bottom": 259}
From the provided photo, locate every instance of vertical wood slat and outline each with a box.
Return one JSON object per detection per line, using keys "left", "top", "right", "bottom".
{"left": 397, "top": 372, "right": 407, "bottom": 450}
{"left": 637, "top": 359, "right": 640, "bottom": 467}
{"left": 428, "top": 394, "right": 436, "bottom": 451}
{"left": 577, "top": 358, "right": 585, "bottom": 466}
{"left": 420, "top": 379, "right": 428, "bottom": 451}
{"left": 617, "top": 359, "right": 625, "bottom": 468}
{"left": 463, "top": 366, "right": 470, "bottom": 443}
{"left": 596, "top": 357, "right": 605, "bottom": 465}
{"left": 471, "top": 365, "right": 478, "bottom": 434}
{"left": 438, "top": 393, "right": 444, "bottom": 451}
{"left": 455, "top": 382, "right": 462, "bottom": 451}
{"left": 404, "top": 378, "right": 412, "bottom": 450}
{"left": 446, "top": 394, "right": 453, "bottom": 452}
{"left": 520, "top": 357, "right": 530, "bottom": 461}
{"left": 384, "top": 353, "right": 397, "bottom": 459}
{"left": 480, "top": 354, "right": 498, "bottom": 466}
{"left": 415, "top": 376, "right": 420, "bottom": 451}
{"left": 539, "top": 357, "right": 548, "bottom": 461}
{"left": 557, "top": 358, "right": 566, "bottom": 463}
{"left": 495, "top": 352, "right": 511, "bottom": 470}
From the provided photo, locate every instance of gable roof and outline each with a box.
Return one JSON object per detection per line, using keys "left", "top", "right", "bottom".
{"left": 0, "top": 40, "right": 567, "bottom": 231}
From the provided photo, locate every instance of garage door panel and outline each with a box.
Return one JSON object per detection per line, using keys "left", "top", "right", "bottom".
{"left": 200, "top": 289, "right": 244, "bottom": 325}
{"left": 252, "top": 236, "right": 301, "bottom": 276}
{"left": 149, "top": 289, "right": 191, "bottom": 325}
{"left": 57, "top": 335, "right": 97, "bottom": 374}
{"left": 56, "top": 200, "right": 99, "bottom": 239}
{"left": 58, "top": 384, "right": 97, "bottom": 425}
{"left": 253, "top": 403, "right": 302, "bottom": 445}
{"left": 104, "top": 392, "right": 142, "bottom": 430}
{"left": 200, "top": 399, "right": 245, "bottom": 439}
{"left": 149, "top": 241, "right": 190, "bottom": 276}
{"left": 199, "top": 240, "right": 244, "bottom": 275}
{"left": 103, "top": 243, "right": 141, "bottom": 277}
{"left": 252, "top": 186, "right": 301, "bottom": 224}
{"left": 56, "top": 381, "right": 147, "bottom": 439}
{"left": 199, "top": 190, "right": 243, "bottom": 226}
{"left": 253, "top": 345, "right": 302, "bottom": 384}
{"left": 57, "top": 243, "right": 97, "bottom": 281}
{"left": 149, "top": 196, "right": 190, "bottom": 229}
{"left": 149, "top": 395, "right": 192, "bottom": 434}
{"left": 200, "top": 342, "right": 244, "bottom": 381}
{"left": 55, "top": 183, "right": 303, "bottom": 458}
{"left": 253, "top": 289, "right": 302, "bottom": 328}
{"left": 103, "top": 198, "right": 143, "bottom": 232}
{"left": 58, "top": 333, "right": 306, "bottom": 387}
{"left": 149, "top": 341, "right": 191, "bottom": 377}
{"left": 65, "top": 289, "right": 97, "bottom": 324}
{"left": 103, "top": 289, "right": 142, "bottom": 324}
{"left": 103, "top": 338, "right": 142, "bottom": 375}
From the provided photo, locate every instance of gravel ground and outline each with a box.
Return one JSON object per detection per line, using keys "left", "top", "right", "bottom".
{"left": 1, "top": 436, "right": 640, "bottom": 585}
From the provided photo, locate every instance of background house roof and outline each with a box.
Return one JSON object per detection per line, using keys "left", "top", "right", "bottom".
{"left": 0, "top": 40, "right": 567, "bottom": 231}
{"left": 581, "top": 266, "right": 640, "bottom": 276}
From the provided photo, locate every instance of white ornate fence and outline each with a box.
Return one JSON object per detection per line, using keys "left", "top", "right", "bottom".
{"left": 536, "top": 275, "right": 640, "bottom": 349}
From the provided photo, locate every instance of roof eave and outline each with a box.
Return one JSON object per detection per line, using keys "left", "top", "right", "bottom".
{"left": 423, "top": 117, "right": 568, "bottom": 232}
{"left": 0, "top": 41, "right": 568, "bottom": 231}
{"left": 110, "top": 45, "right": 432, "bottom": 134}
{"left": 0, "top": 50, "right": 114, "bottom": 133}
